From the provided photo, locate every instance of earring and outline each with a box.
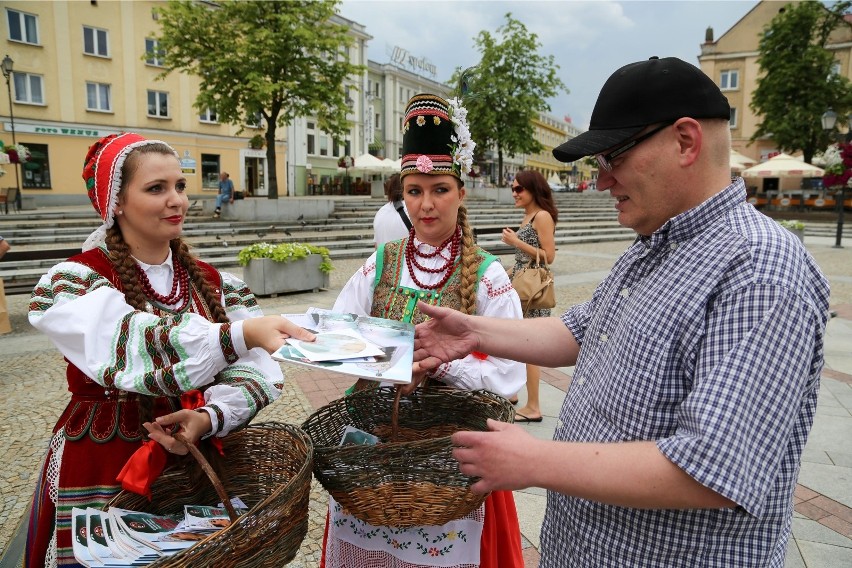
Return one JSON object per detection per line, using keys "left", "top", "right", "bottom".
{"left": 117, "top": 210, "right": 123, "bottom": 215}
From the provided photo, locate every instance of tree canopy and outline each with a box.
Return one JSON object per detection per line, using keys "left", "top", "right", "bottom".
{"left": 750, "top": 0, "right": 852, "bottom": 163}
{"left": 152, "top": 0, "right": 362, "bottom": 198}
{"left": 450, "top": 13, "right": 567, "bottom": 184}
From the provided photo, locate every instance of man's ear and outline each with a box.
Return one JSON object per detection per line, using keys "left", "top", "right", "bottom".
{"left": 673, "top": 118, "right": 702, "bottom": 167}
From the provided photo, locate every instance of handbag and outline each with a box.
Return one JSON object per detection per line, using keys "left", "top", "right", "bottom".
{"left": 511, "top": 248, "right": 556, "bottom": 312}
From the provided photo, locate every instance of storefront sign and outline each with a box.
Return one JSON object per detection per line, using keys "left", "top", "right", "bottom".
{"left": 180, "top": 150, "right": 197, "bottom": 175}
{"left": 389, "top": 46, "right": 437, "bottom": 78}
{"left": 3, "top": 122, "right": 115, "bottom": 138}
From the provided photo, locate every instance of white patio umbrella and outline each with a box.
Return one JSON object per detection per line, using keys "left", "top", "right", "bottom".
{"left": 730, "top": 149, "right": 756, "bottom": 172}
{"left": 741, "top": 153, "right": 824, "bottom": 178}
{"left": 381, "top": 158, "right": 400, "bottom": 173}
{"left": 547, "top": 174, "right": 562, "bottom": 186}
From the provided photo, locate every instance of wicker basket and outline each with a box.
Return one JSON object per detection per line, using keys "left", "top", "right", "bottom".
{"left": 106, "top": 422, "right": 312, "bottom": 568}
{"left": 301, "top": 385, "right": 514, "bottom": 528}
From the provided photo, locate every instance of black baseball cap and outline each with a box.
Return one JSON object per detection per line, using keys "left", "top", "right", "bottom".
{"left": 553, "top": 56, "right": 731, "bottom": 163}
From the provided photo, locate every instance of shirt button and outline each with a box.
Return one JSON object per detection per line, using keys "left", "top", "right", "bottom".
{"left": 620, "top": 288, "right": 629, "bottom": 297}
{"left": 575, "top": 377, "right": 585, "bottom": 386}
{"left": 600, "top": 334, "right": 608, "bottom": 342}
{"left": 670, "top": 242, "right": 678, "bottom": 250}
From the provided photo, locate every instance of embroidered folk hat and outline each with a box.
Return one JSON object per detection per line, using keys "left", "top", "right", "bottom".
{"left": 552, "top": 56, "right": 731, "bottom": 163}
{"left": 81, "top": 132, "right": 178, "bottom": 251}
{"left": 400, "top": 93, "right": 475, "bottom": 180}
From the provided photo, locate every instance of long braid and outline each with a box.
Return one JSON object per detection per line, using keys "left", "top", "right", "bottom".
{"left": 104, "top": 225, "right": 157, "bottom": 427}
{"left": 172, "top": 239, "right": 229, "bottom": 324}
{"left": 456, "top": 204, "right": 481, "bottom": 315}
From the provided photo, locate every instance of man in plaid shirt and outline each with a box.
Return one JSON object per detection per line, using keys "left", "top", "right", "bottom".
{"left": 414, "top": 56, "right": 830, "bottom": 567}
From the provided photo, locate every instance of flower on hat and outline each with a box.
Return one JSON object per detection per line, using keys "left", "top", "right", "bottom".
{"left": 416, "top": 155, "right": 434, "bottom": 173}
{"left": 447, "top": 97, "right": 475, "bottom": 175}
{"left": 416, "top": 115, "right": 426, "bottom": 127}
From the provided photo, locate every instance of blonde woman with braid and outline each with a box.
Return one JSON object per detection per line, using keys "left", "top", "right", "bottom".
{"left": 25, "top": 133, "right": 313, "bottom": 568}
{"left": 321, "top": 94, "right": 526, "bottom": 568}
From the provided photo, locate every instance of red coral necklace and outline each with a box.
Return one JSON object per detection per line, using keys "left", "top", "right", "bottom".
{"left": 405, "top": 228, "right": 461, "bottom": 290}
{"left": 136, "top": 260, "right": 190, "bottom": 308}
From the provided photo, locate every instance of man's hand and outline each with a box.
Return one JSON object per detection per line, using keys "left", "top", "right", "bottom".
{"left": 452, "top": 419, "right": 540, "bottom": 494}
{"left": 242, "top": 315, "right": 316, "bottom": 353}
{"left": 413, "top": 302, "right": 478, "bottom": 371}
{"left": 144, "top": 409, "right": 212, "bottom": 455}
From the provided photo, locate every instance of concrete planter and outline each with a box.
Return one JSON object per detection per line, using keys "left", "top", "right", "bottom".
{"left": 787, "top": 228, "right": 804, "bottom": 242}
{"left": 243, "top": 255, "right": 330, "bottom": 296}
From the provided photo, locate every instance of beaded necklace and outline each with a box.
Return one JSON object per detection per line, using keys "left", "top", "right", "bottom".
{"left": 404, "top": 228, "right": 461, "bottom": 290}
{"left": 136, "top": 260, "right": 190, "bottom": 310}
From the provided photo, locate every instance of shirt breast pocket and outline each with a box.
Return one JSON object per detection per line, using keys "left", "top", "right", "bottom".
{"left": 589, "top": 323, "right": 680, "bottom": 440}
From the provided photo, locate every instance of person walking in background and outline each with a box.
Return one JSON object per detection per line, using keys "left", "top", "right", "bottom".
{"left": 0, "top": 234, "right": 9, "bottom": 259}
{"left": 372, "top": 172, "right": 411, "bottom": 247}
{"left": 213, "top": 171, "right": 234, "bottom": 218}
{"left": 414, "top": 57, "right": 830, "bottom": 567}
{"left": 322, "top": 94, "right": 525, "bottom": 568}
{"left": 25, "top": 132, "right": 312, "bottom": 568}
{"left": 501, "top": 169, "right": 557, "bottom": 422}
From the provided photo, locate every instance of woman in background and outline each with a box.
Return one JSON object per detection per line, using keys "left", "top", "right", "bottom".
{"left": 501, "top": 169, "right": 558, "bottom": 422}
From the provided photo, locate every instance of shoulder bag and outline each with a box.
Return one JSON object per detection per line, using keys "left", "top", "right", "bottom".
{"left": 511, "top": 248, "right": 556, "bottom": 312}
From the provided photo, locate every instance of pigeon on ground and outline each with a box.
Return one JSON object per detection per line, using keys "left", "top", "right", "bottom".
{"left": 284, "top": 229, "right": 292, "bottom": 236}
{"left": 297, "top": 214, "right": 304, "bottom": 220}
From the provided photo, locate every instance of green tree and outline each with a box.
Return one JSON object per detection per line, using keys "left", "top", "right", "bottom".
{"left": 152, "top": 0, "right": 362, "bottom": 198}
{"left": 750, "top": 0, "right": 852, "bottom": 164}
{"left": 450, "top": 14, "right": 567, "bottom": 184}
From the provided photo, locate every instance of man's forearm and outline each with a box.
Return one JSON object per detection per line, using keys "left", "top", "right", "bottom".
{"left": 475, "top": 316, "right": 579, "bottom": 368}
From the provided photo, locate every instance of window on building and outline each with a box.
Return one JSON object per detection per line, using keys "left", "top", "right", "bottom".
{"left": 375, "top": 113, "right": 380, "bottom": 129}
{"left": 720, "top": 70, "right": 739, "bottom": 91}
{"left": 246, "top": 111, "right": 262, "bottom": 128}
{"left": 332, "top": 137, "right": 341, "bottom": 158}
{"left": 830, "top": 60, "right": 841, "bottom": 76}
{"left": 374, "top": 82, "right": 380, "bottom": 97}
{"left": 319, "top": 135, "right": 328, "bottom": 156}
{"left": 344, "top": 138, "right": 351, "bottom": 157}
{"left": 145, "top": 38, "right": 165, "bottom": 66}
{"left": 399, "top": 86, "right": 403, "bottom": 101}
{"left": 199, "top": 108, "right": 217, "bottom": 123}
{"left": 6, "top": 9, "right": 39, "bottom": 44}
{"left": 307, "top": 121, "right": 315, "bottom": 155}
{"left": 201, "top": 154, "right": 220, "bottom": 190}
{"left": 147, "top": 90, "right": 169, "bottom": 117}
{"left": 22, "top": 143, "right": 51, "bottom": 189}
{"left": 729, "top": 107, "right": 737, "bottom": 128}
{"left": 83, "top": 26, "right": 109, "bottom": 57}
{"left": 86, "top": 82, "right": 111, "bottom": 111}
{"left": 13, "top": 72, "right": 44, "bottom": 104}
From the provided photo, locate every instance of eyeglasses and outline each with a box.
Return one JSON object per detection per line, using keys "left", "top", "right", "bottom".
{"left": 511, "top": 185, "right": 525, "bottom": 193}
{"left": 595, "top": 122, "right": 673, "bottom": 172}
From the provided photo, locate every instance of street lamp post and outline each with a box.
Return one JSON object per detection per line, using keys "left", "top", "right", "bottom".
{"left": 1, "top": 54, "right": 21, "bottom": 211}
{"left": 821, "top": 109, "right": 852, "bottom": 248}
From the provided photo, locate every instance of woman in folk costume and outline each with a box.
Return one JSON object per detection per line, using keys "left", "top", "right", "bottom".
{"left": 321, "top": 94, "right": 526, "bottom": 568}
{"left": 25, "top": 132, "right": 312, "bottom": 568}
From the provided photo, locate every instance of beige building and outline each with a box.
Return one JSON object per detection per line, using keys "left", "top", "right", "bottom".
{"left": 1, "top": 2, "right": 381, "bottom": 205}
{"left": 699, "top": 0, "right": 852, "bottom": 165}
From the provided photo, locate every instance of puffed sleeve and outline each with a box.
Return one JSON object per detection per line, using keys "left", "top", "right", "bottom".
{"left": 29, "top": 263, "right": 283, "bottom": 437}
{"left": 427, "top": 260, "right": 526, "bottom": 398}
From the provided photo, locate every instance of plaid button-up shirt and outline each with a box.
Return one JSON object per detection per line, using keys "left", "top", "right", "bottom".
{"left": 541, "top": 179, "right": 830, "bottom": 567}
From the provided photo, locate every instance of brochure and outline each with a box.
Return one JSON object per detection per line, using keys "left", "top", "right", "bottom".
{"left": 340, "top": 425, "right": 380, "bottom": 446}
{"left": 71, "top": 509, "right": 102, "bottom": 568}
{"left": 274, "top": 309, "right": 414, "bottom": 385}
{"left": 179, "top": 503, "right": 248, "bottom": 532}
{"left": 286, "top": 328, "right": 385, "bottom": 362}
{"left": 109, "top": 507, "right": 199, "bottom": 553}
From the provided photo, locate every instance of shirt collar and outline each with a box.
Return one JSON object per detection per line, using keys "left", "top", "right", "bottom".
{"left": 645, "top": 178, "right": 747, "bottom": 248}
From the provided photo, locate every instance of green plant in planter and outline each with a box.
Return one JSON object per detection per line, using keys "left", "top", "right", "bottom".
{"left": 238, "top": 242, "right": 333, "bottom": 273}
{"left": 777, "top": 219, "right": 805, "bottom": 231}
{"left": 248, "top": 134, "right": 265, "bottom": 149}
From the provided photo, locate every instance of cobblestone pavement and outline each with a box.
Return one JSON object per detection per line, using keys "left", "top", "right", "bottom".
{"left": 2, "top": 238, "right": 851, "bottom": 566}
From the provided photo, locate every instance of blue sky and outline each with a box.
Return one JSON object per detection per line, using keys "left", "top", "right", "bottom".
{"left": 339, "top": 0, "right": 761, "bottom": 130}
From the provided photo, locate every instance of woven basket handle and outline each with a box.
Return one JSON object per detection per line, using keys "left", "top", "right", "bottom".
{"left": 174, "top": 433, "right": 239, "bottom": 522}
{"left": 390, "top": 387, "right": 403, "bottom": 442}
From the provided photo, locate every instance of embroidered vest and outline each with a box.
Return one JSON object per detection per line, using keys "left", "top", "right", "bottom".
{"left": 56, "top": 248, "right": 221, "bottom": 443}
{"left": 370, "top": 238, "right": 497, "bottom": 324}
